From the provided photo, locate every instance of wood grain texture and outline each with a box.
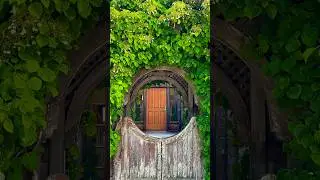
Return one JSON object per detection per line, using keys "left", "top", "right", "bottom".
{"left": 146, "top": 88, "right": 167, "bottom": 131}
{"left": 113, "top": 117, "right": 203, "bottom": 180}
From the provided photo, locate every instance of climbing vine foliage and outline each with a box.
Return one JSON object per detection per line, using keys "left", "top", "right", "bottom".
{"left": 213, "top": 0, "right": 320, "bottom": 178}
{"left": 0, "top": 0, "right": 105, "bottom": 178}
{"left": 110, "top": 0, "right": 210, "bottom": 178}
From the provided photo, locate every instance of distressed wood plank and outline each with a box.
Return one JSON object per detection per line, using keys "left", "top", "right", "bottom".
{"left": 113, "top": 117, "right": 203, "bottom": 180}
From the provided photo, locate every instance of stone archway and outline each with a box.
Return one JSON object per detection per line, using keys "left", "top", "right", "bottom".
{"left": 213, "top": 18, "right": 289, "bottom": 179}
{"left": 123, "top": 66, "right": 199, "bottom": 117}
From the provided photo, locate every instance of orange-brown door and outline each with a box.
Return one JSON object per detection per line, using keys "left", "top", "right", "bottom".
{"left": 146, "top": 88, "right": 167, "bottom": 131}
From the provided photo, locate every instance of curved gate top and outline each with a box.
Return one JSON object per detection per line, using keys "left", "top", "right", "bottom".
{"left": 113, "top": 117, "right": 203, "bottom": 180}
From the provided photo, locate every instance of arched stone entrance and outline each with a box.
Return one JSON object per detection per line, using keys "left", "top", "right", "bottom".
{"left": 39, "top": 18, "right": 290, "bottom": 180}
{"left": 122, "top": 67, "right": 199, "bottom": 133}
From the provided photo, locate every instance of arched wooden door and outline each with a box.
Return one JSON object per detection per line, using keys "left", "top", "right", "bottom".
{"left": 146, "top": 88, "right": 167, "bottom": 131}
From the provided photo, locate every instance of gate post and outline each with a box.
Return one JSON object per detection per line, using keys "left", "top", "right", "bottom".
{"left": 250, "top": 69, "right": 267, "bottom": 179}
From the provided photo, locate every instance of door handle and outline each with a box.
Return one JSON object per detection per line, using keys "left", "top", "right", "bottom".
{"left": 164, "top": 106, "right": 167, "bottom": 111}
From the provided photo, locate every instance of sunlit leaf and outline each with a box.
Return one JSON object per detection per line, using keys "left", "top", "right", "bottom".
{"left": 28, "top": 2, "right": 43, "bottom": 18}
{"left": 3, "top": 119, "right": 14, "bottom": 133}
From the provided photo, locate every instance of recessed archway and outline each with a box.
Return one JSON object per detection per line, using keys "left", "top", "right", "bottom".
{"left": 123, "top": 67, "right": 200, "bottom": 138}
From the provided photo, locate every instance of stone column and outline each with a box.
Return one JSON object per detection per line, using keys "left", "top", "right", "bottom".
{"left": 250, "top": 69, "right": 267, "bottom": 179}
{"left": 48, "top": 98, "right": 65, "bottom": 174}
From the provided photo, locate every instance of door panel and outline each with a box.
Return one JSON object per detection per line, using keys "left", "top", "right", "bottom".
{"left": 146, "top": 88, "right": 167, "bottom": 131}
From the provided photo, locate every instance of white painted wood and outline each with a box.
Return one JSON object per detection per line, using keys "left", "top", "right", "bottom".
{"left": 113, "top": 117, "right": 204, "bottom": 180}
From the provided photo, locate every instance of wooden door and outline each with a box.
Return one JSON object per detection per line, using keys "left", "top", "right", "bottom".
{"left": 146, "top": 88, "right": 167, "bottom": 131}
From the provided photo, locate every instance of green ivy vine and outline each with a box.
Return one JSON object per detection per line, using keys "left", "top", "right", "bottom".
{"left": 213, "top": 0, "right": 320, "bottom": 178}
{"left": 110, "top": 0, "right": 210, "bottom": 178}
{"left": 1, "top": 0, "right": 319, "bottom": 179}
{"left": 0, "top": 0, "right": 106, "bottom": 178}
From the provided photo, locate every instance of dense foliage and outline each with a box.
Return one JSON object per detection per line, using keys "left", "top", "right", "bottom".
{"left": 110, "top": 0, "right": 210, "bottom": 178}
{"left": 0, "top": 0, "right": 106, "bottom": 178}
{"left": 213, "top": 0, "right": 320, "bottom": 178}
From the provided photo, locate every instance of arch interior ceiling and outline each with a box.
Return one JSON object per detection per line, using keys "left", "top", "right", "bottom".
{"left": 129, "top": 69, "right": 189, "bottom": 103}
{"left": 213, "top": 39, "right": 251, "bottom": 111}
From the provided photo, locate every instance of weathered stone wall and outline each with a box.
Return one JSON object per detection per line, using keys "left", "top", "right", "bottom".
{"left": 113, "top": 117, "right": 203, "bottom": 180}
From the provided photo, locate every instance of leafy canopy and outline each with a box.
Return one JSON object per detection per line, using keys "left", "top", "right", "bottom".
{"left": 110, "top": 0, "right": 210, "bottom": 178}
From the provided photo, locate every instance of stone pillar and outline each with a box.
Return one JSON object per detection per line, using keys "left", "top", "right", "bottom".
{"left": 250, "top": 70, "right": 267, "bottom": 179}
{"left": 48, "top": 99, "right": 65, "bottom": 174}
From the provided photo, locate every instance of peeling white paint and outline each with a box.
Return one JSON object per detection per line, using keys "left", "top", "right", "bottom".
{"left": 113, "top": 117, "right": 204, "bottom": 180}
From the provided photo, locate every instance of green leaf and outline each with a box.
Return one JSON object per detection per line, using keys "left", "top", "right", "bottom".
{"left": 28, "top": 77, "right": 42, "bottom": 91}
{"left": 54, "top": 0, "right": 68, "bottom": 12}
{"left": 257, "top": 35, "right": 269, "bottom": 54}
{"left": 21, "top": 127, "right": 37, "bottom": 147}
{"left": 36, "top": 34, "right": 49, "bottom": 48}
{"left": 243, "top": 5, "right": 261, "bottom": 19}
{"left": 6, "top": 165, "right": 23, "bottom": 180}
{"left": 302, "top": 24, "right": 319, "bottom": 47}
{"left": 278, "top": 76, "right": 290, "bottom": 89}
{"left": 64, "top": 7, "right": 76, "bottom": 20}
{"left": 28, "top": 2, "right": 43, "bottom": 18}
{"left": 287, "top": 84, "right": 302, "bottom": 99}
{"left": 39, "top": 23, "right": 49, "bottom": 34}
{"left": 314, "top": 131, "right": 320, "bottom": 143}
{"left": 266, "top": 4, "right": 277, "bottom": 19}
{"left": 37, "top": 68, "right": 56, "bottom": 82}
{"left": 48, "top": 84, "right": 58, "bottom": 97}
{"left": 26, "top": 60, "right": 40, "bottom": 73}
{"left": 59, "top": 63, "right": 69, "bottom": 74}
{"left": 13, "top": 74, "right": 27, "bottom": 89}
{"left": 310, "top": 100, "right": 320, "bottom": 113}
{"left": 0, "top": 134, "right": 3, "bottom": 144}
{"left": 3, "top": 119, "right": 14, "bottom": 133}
{"left": 303, "top": 48, "right": 317, "bottom": 63}
{"left": 18, "top": 50, "right": 33, "bottom": 61}
{"left": 285, "top": 37, "right": 300, "bottom": 53}
{"left": 311, "top": 83, "right": 320, "bottom": 91}
{"left": 48, "top": 37, "right": 58, "bottom": 48}
{"left": 90, "top": 0, "right": 103, "bottom": 7}
{"left": 41, "top": 0, "right": 50, "bottom": 8}
{"left": 281, "top": 58, "right": 296, "bottom": 72}
{"left": 293, "top": 123, "right": 305, "bottom": 137}
{"left": 0, "top": 111, "right": 8, "bottom": 124}
{"left": 311, "top": 153, "right": 320, "bottom": 166}
{"left": 77, "top": 0, "right": 92, "bottom": 18}
{"left": 21, "top": 114, "right": 32, "bottom": 129}
{"left": 301, "top": 85, "right": 313, "bottom": 101}
{"left": 22, "top": 151, "right": 40, "bottom": 171}
{"left": 267, "top": 57, "right": 281, "bottom": 76}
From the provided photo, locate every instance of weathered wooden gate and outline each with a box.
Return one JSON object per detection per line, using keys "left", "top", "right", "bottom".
{"left": 113, "top": 117, "right": 203, "bottom": 180}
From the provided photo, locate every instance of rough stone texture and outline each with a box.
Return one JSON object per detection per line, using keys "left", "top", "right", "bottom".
{"left": 113, "top": 117, "right": 203, "bottom": 180}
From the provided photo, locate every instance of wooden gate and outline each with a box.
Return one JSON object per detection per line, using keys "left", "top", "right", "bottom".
{"left": 146, "top": 88, "right": 167, "bottom": 131}
{"left": 113, "top": 117, "right": 203, "bottom": 180}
